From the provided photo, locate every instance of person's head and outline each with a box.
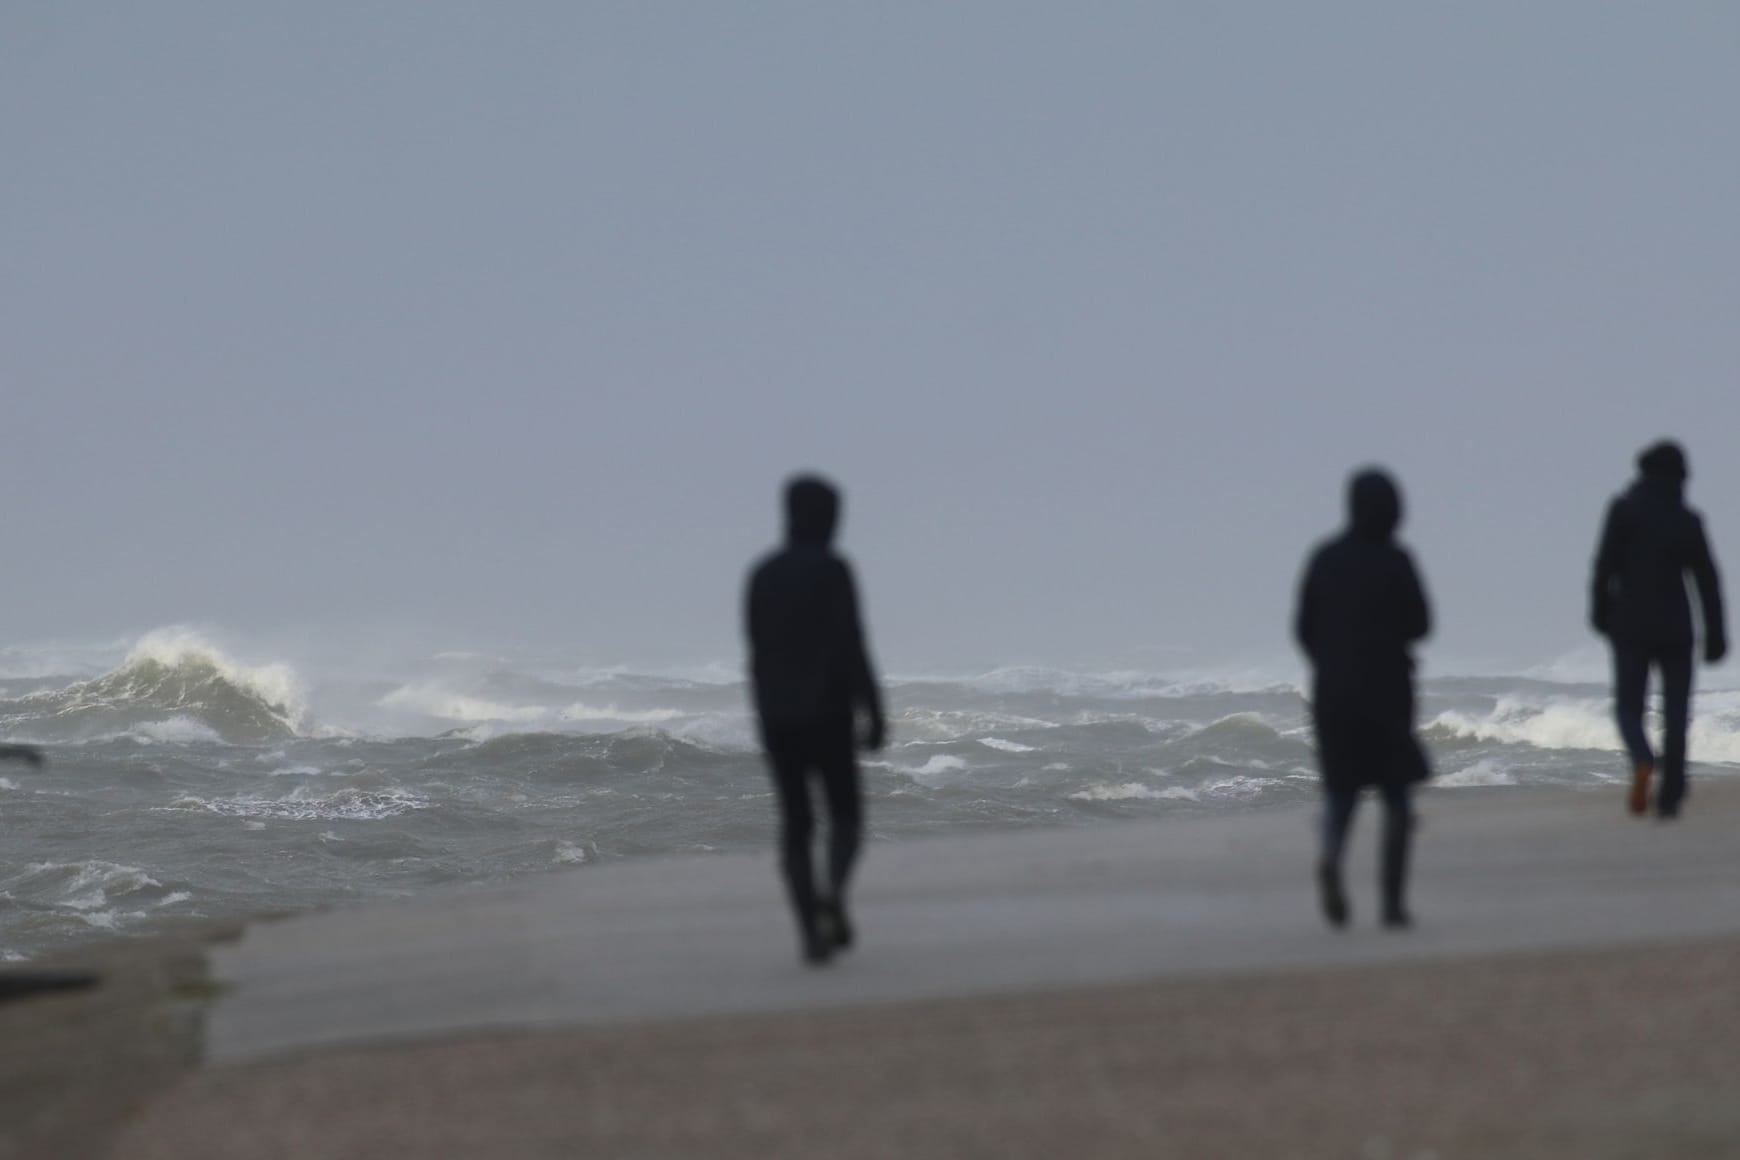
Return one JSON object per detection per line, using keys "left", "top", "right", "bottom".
{"left": 1347, "top": 467, "right": 1402, "bottom": 541}
{"left": 1637, "top": 440, "right": 1689, "bottom": 486}
{"left": 784, "top": 474, "right": 841, "bottom": 545}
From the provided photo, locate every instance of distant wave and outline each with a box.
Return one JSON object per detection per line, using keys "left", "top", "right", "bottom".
{"left": 0, "top": 628, "right": 305, "bottom": 744}
{"left": 1425, "top": 690, "right": 1740, "bottom": 765}
{"left": 897, "top": 665, "right": 1301, "bottom": 699}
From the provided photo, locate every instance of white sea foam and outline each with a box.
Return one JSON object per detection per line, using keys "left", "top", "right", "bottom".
{"left": 557, "top": 702, "right": 687, "bottom": 725}
{"left": 1429, "top": 692, "right": 1740, "bottom": 765}
{"left": 8, "top": 861, "right": 166, "bottom": 915}
{"left": 164, "top": 787, "right": 430, "bottom": 821}
{"left": 885, "top": 754, "right": 972, "bottom": 784}
{"left": 376, "top": 684, "right": 550, "bottom": 723}
{"left": 1068, "top": 782, "right": 1198, "bottom": 802}
{"left": 128, "top": 716, "right": 227, "bottom": 744}
{"left": 1429, "top": 697, "right": 1617, "bottom": 752}
{"left": 265, "top": 764, "right": 326, "bottom": 777}
{"left": 896, "top": 708, "right": 1058, "bottom": 742}
{"left": 920, "top": 665, "right": 1300, "bottom": 700}
{"left": 978, "top": 737, "right": 1037, "bottom": 753}
{"left": 1436, "top": 759, "right": 1519, "bottom": 788}
{"left": 1200, "top": 775, "right": 1281, "bottom": 800}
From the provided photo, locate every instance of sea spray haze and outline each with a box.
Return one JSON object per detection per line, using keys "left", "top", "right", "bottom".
{"left": 1, "top": 629, "right": 1737, "bottom": 960}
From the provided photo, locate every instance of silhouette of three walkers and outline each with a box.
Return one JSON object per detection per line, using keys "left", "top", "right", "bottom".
{"left": 748, "top": 444, "right": 1726, "bottom": 960}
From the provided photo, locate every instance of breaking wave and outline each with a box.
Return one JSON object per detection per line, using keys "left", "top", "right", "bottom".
{"left": 1426, "top": 690, "right": 1740, "bottom": 765}
{"left": 0, "top": 628, "right": 305, "bottom": 744}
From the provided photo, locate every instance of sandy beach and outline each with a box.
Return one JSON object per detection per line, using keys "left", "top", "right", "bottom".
{"left": 114, "top": 937, "right": 1740, "bottom": 1160}
{"left": 5, "top": 781, "right": 1740, "bottom": 1158}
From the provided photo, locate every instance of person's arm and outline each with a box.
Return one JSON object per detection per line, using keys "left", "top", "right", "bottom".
{"left": 834, "top": 560, "right": 886, "bottom": 750}
{"left": 1590, "top": 500, "right": 1623, "bottom": 636}
{"left": 1688, "top": 515, "right": 1727, "bottom": 663}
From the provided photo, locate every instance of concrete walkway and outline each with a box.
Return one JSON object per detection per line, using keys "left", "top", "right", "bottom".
{"left": 207, "top": 778, "right": 1740, "bottom": 1064}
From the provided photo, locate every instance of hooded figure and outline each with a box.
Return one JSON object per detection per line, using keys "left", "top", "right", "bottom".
{"left": 1590, "top": 440, "right": 1726, "bottom": 817}
{"left": 746, "top": 475, "right": 886, "bottom": 964}
{"left": 1294, "top": 468, "right": 1432, "bottom": 928}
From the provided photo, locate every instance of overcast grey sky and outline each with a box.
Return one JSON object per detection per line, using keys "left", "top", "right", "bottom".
{"left": 4, "top": 3, "right": 1736, "bottom": 673}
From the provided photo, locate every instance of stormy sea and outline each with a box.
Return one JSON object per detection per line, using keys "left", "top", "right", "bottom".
{"left": 2, "top": 629, "right": 1736, "bottom": 962}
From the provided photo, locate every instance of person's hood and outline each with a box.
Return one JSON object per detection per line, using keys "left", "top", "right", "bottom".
{"left": 1636, "top": 440, "right": 1688, "bottom": 501}
{"left": 1347, "top": 469, "right": 1402, "bottom": 542}
{"left": 784, "top": 475, "right": 840, "bottom": 546}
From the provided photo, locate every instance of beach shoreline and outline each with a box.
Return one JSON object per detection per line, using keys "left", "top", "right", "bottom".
{"left": 5, "top": 782, "right": 1740, "bottom": 1157}
{"left": 2, "top": 931, "right": 1735, "bottom": 1158}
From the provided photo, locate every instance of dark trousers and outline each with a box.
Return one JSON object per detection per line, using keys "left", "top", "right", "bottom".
{"left": 763, "top": 722, "right": 862, "bottom": 936}
{"left": 1322, "top": 781, "right": 1414, "bottom": 913}
{"left": 1613, "top": 641, "right": 1694, "bottom": 813}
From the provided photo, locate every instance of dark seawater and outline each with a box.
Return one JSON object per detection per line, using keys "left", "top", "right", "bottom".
{"left": 3, "top": 632, "right": 1737, "bottom": 961}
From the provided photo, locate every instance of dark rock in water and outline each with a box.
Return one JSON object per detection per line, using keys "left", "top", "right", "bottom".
{"left": 0, "top": 971, "right": 99, "bottom": 1003}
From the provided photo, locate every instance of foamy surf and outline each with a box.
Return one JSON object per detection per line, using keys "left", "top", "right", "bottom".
{"left": 3, "top": 634, "right": 1739, "bottom": 962}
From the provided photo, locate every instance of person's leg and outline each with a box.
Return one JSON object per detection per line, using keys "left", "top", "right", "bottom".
{"left": 813, "top": 723, "right": 864, "bottom": 949}
{"left": 1612, "top": 644, "right": 1654, "bottom": 814}
{"left": 1317, "top": 785, "right": 1359, "bottom": 927}
{"left": 1655, "top": 644, "right": 1694, "bottom": 817}
{"left": 1377, "top": 780, "right": 1415, "bottom": 928}
{"left": 764, "top": 731, "right": 827, "bottom": 962}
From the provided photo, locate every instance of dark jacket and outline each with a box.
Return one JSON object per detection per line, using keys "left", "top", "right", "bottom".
{"left": 745, "top": 483, "right": 883, "bottom": 734}
{"left": 1591, "top": 476, "right": 1725, "bottom": 653}
{"left": 1295, "top": 472, "right": 1433, "bottom": 790}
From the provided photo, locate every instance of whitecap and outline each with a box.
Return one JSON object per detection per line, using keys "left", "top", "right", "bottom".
{"left": 164, "top": 787, "right": 430, "bottom": 822}
{"left": 1068, "top": 782, "right": 1197, "bottom": 802}
{"left": 1199, "top": 775, "right": 1279, "bottom": 800}
{"left": 906, "top": 755, "right": 968, "bottom": 777}
{"left": 1436, "top": 759, "right": 1518, "bottom": 788}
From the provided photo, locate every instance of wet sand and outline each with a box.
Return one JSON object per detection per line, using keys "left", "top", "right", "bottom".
{"left": 3, "top": 782, "right": 1738, "bottom": 1158}
{"left": 24, "top": 934, "right": 1740, "bottom": 1160}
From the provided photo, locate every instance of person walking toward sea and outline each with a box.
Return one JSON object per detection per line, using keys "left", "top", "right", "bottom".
{"left": 1590, "top": 440, "right": 1726, "bottom": 819}
{"left": 745, "top": 475, "right": 887, "bottom": 965}
{"left": 1294, "top": 468, "right": 1432, "bottom": 929}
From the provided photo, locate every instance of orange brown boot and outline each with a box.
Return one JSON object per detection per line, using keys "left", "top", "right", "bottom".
{"left": 1628, "top": 759, "right": 1654, "bottom": 816}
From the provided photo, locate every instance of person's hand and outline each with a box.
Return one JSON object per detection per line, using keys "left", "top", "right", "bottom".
{"left": 1707, "top": 635, "right": 1728, "bottom": 665}
{"left": 862, "top": 715, "right": 887, "bottom": 753}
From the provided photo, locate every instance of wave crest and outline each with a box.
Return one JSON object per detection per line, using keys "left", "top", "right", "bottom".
{"left": 0, "top": 628, "right": 306, "bottom": 744}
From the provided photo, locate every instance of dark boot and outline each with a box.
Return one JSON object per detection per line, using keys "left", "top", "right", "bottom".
{"left": 1380, "top": 820, "right": 1412, "bottom": 929}
{"left": 815, "top": 896, "right": 855, "bottom": 951}
{"left": 1316, "top": 861, "right": 1349, "bottom": 929}
{"left": 800, "top": 922, "right": 834, "bottom": 966}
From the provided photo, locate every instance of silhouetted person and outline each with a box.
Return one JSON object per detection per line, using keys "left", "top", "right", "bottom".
{"left": 1294, "top": 469, "right": 1432, "bottom": 930}
{"left": 746, "top": 475, "right": 886, "bottom": 965}
{"left": 1590, "top": 440, "right": 1726, "bottom": 819}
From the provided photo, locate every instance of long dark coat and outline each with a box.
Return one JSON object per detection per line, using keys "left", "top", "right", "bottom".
{"left": 1294, "top": 471, "right": 1432, "bottom": 793}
